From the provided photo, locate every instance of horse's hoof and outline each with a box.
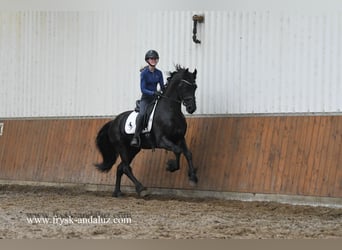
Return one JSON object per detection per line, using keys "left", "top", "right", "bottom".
{"left": 189, "top": 174, "right": 198, "bottom": 186}
{"left": 136, "top": 185, "right": 147, "bottom": 195}
{"left": 139, "top": 189, "right": 150, "bottom": 198}
{"left": 166, "top": 160, "right": 179, "bottom": 172}
{"left": 112, "top": 191, "right": 125, "bottom": 198}
{"left": 189, "top": 180, "right": 197, "bottom": 187}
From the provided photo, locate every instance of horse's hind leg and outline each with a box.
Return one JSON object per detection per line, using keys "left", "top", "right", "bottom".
{"left": 113, "top": 162, "right": 146, "bottom": 197}
{"left": 113, "top": 162, "right": 124, "bottom": 197}
{"left": 122, "top": 165, "right": 147, "bottom": 196}
{"left": 111, "top": 147, "right": 146, "bottom": 197}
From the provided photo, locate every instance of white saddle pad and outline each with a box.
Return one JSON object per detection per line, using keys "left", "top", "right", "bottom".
{"left": 124, "top": 101, "right": 157, "bottom": 134}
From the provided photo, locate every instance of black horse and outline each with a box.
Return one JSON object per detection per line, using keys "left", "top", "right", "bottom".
{"left": 95, "top": 66, "right": 198, "bottom": 197}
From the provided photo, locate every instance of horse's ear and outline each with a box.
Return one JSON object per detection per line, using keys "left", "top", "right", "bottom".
{"left": 185, "top": 68, "right": 189, "bottom": 73}
{"left": 193, "top": 69, "right": 197, "bottom": 79}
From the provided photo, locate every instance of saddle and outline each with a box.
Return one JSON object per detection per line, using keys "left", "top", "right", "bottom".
{"left": 124, "top": 100, "right": 158, "bottom": 135}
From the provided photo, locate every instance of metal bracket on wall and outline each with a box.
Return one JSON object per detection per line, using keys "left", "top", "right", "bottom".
{"left": 0, "top": 123, "right": 3, "bottom": 136}
{"left": 192, "top": 14, "right": 204, "bottom": 44}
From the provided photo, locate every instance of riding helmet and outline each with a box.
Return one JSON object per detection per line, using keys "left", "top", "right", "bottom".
{"left": 145, "top": 50, "right": 159, "bottom": 61}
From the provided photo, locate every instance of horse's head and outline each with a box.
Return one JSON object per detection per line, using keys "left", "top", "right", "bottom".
{"left": 179, "top": 68, "right": 197, "bottom": 114}
{"left": 166, "top": 66, "right": 198, "bottom": 114}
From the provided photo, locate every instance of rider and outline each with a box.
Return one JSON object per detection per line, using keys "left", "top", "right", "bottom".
{"left": 130, "top": 49, "right": 165, "bottom": 147}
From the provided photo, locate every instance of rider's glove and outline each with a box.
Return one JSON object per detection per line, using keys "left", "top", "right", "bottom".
{"left": 154, "top": 91, "right": 162, "bottom": 97}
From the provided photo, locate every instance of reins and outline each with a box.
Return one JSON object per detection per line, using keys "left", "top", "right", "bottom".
{"left": 158, "top": 94, "right": 182, "bottom": 104}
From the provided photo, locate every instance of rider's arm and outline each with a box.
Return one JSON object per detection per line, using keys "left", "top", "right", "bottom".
{"left": 140, "top": 72, "right": 155, "bottom": 96}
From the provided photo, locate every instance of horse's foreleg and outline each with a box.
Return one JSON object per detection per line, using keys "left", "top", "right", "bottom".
{"left": 179, "top": 139, "right": 198, "bottom": 184}
{"left": 159, "top": 137, "right": 198, "bottom": 184}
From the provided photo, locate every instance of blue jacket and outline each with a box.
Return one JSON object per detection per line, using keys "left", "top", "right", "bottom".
{"left": 140, "top": 67, "right": 164, "bottom": 96}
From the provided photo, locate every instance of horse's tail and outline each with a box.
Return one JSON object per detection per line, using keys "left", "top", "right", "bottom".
{"left": 94, "top": 121, "right": 118, "bottom": 172}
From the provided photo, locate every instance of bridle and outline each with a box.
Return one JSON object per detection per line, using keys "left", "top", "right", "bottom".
{"left": 181, "top": 79, "right": 194, "bottom": 86}
{"left": 159, "top": 79, "right": 197, "bottom": 105}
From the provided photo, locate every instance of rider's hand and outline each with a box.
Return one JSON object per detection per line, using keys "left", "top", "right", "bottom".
{"left": 154, "top": 91, "right": 162, "bottom": 97}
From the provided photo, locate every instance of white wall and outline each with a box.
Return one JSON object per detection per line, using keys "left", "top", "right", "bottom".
{"left": 1, "top": 0, "right": 342, "bottom": 117}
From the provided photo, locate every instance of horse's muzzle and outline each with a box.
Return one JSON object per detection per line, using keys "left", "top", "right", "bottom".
{"left": 184, "top": 99, "right": 196, "bottom": 114}
{"left": 187, "top": 106, "right": 196, "bottom": 114}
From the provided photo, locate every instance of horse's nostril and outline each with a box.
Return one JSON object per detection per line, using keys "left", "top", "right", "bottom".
{"left": 187, "top": 105, "right": 196, "bottom": 114}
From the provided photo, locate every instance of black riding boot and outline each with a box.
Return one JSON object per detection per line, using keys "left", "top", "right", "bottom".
{"left": 130, "top": 115, "right": 143, "bottom": 147}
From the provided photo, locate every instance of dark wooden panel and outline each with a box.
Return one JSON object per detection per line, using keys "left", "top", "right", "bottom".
{"left": 0, "top": 116, "right": 341, "bottom": 198}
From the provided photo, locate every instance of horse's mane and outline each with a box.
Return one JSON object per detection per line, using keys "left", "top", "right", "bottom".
{"left": 164, "top": 65, "right": 187, "bottom": 90}
{"left": 167, "top": 65, "right": 186, "bottom": 81}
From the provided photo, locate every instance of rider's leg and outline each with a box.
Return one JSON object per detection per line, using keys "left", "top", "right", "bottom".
{"left": 131, "top": 97, "right": 150, "bottom": 147}
{"left": 130, "top": 114, "right": 143, "bottom": 147}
